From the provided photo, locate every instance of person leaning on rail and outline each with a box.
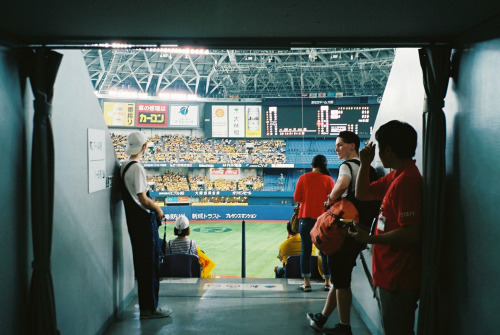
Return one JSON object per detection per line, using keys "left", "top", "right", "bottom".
{"left": 349, "top": 120, "right": 423, "bottom": 335}
{"left": 120, "top": 131, "right": 172, "bottom": 320}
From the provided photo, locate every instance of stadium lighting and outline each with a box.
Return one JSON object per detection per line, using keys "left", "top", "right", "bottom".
{"left": 88, "top": 42, "right": 156, "bottom": 49}
{"left": 146, "top": 47, "right": 210, "bottom": 55}
{"left": 158, "top": 92, "right": 198, "bottom": 100}
{"left": 108, "top": 89, "right": 148, "bottom": 98}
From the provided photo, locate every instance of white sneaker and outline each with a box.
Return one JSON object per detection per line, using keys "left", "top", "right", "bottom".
{"left": 140, "top": 307, "right": 172, "bottom": 319}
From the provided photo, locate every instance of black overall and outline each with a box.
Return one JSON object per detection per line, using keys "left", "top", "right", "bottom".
{"left": 121, "top": 161, "right": 160, "bottom": 313}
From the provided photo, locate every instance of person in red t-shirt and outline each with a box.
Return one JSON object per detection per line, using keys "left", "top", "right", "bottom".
{"left": 294, "top": 154, "right": 335, "bottom": 292}
{"left": 350, "top": 120, "right": 423, "bottom": 335}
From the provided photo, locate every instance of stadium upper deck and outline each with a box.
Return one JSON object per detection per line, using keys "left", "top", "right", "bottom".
{"left": 111, "top": 133, "right": 347, "bottom": 167}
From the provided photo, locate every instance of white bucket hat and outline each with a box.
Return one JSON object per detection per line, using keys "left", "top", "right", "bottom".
{"left": 125, "top": 131, "right": 147, "bottom": 155}
{"left": 174, "top": 215, "right": 190, "bottom": 230}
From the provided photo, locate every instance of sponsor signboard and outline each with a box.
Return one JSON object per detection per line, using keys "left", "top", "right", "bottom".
{"left": 103, "top": 102, "right": 135, "bottom": 127}
{"left": 211, "top": 105, "right": 228, "bottom": 137}
{"left": 136, "top": 103, "right": 168, "bottom": 127}
{"left": 169, "top": 104, "right": 199, "bottom": 127}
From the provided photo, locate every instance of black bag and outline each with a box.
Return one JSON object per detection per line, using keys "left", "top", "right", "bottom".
{"left": 342, "top": 159, "right": 381, "bottom": 232}
{"left": 159, "top": 226, "right": 168, "bottom": 277}
{"left": 290, "top": 203, "right": 300, "bottom": 233}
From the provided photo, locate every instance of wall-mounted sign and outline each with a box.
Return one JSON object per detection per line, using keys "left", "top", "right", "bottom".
{"left": 169, "top": 105, "right": 199, "bottom": 127}
{"left": 88, "top": 128, "right": 106, "bottom": 193}
{"left": 245, "top": 106, "right": 262, "bottom": 137}
{"left": 211, "top": 105, "right": 228, "bottom": 137}
{"left": 136, "top": 103, "right": 168, "bottom": 127}
{"left": 228, "top": 105, "right": 245, "bottom": 137}
{"left": 103, "top": 102, "right": 135, "bottom": 127}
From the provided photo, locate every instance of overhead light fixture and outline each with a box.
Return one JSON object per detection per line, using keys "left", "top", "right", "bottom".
{"left": 107, "top": 89, "right": 148, "bottom": 98}
{"left": 146, "top": 47, "right": 209, "bottom": 55}
{"left": 158, "top": 92, "right": 198, "bottom": 100}
{"left": 87, "top": 43, "right": 156, "bottom": 49}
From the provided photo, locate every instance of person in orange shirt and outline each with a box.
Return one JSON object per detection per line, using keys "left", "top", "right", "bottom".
{"left": 294, "top": 154, "right": 335, "bottom": 292}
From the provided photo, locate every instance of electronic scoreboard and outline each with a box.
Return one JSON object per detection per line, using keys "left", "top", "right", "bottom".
{"left": 262, "top": 104, "right": 379, "bottom": 138}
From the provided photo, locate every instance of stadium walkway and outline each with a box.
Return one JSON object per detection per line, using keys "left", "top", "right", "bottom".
{"left": 104, "top": 278, "right": 372, "bottom": 334}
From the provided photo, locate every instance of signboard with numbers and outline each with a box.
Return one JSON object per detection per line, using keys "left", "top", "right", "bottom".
{"left": 263, "top": 104, "right": 379, "bottom": 138}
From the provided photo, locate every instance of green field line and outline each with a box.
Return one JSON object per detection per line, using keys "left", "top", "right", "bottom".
{"left": 159, "top": 221, "right": 288, "bottom": 278}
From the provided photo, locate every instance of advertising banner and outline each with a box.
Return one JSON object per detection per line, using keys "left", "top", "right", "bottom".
{"left": 245, "top": 105, "right": 262, "bottom": 137}
{"left": 211, "top": 105, "right": 228, "bottom": 137}
{"left": 210, "top": 168, "right": 240, "bottom": 176}
{"left": 162, "top": 205, "right": 292, "bottom": 221}
{"left": 136, "top": 103, "right": 168, "bottom": 127}
{"left": 228, "top": 105, "right": 245, "bottom": 137}
{"left": 103, "top": 102, "right": 135, "bottom": 127}
{"left": 169, "top": 104, "right": 199, "bottom": 127}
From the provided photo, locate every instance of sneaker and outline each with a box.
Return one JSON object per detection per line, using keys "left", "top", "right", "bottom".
{"left": 324, "top": 284, "right": 332, "bottom": 291}
{"left": 140, "top": 307, "right": 172, "bottom": 319}
{"left": 322, "top": 323, "right": 352, "bottom": 335}
{"left": 307, "top": 312, "right": 327, "bottom": 331}
{"left": 300, "top": 284, "right": 312, "bottom": 292}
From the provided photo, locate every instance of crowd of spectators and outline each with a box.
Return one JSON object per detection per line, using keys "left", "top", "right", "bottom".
{"left": 147, "top": 172, "right": 190, "bottom": 192}
{"left": 111, "top": 133, "right": 280, "bottom": 193}
{"left": 146, "top": 172, "right": 264, "bottom": 192}
{"left": 110, "top": 133, "right": 287, "bottom": 165}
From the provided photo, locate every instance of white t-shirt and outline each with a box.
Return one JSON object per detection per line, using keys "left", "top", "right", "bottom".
{"left": 338, "top": 159, "right": 360, "bottom": 198}
{"left": 121, "top": 160, "right": 150, "bottom": 212}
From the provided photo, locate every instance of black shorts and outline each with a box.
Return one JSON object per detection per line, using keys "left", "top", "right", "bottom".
{"left": 327, "top": 236, "right": 365, "bottom": 289}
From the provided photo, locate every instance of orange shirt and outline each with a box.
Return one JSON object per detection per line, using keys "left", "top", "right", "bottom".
{"left": 294, "top": 171, "right": 334, "bottom": 220}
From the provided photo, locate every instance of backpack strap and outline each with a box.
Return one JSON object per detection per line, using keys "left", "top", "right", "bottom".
{"left": 340, "top": 159, "right": 359, "bottom": 199}
{"left": 121, "top": 161, "right": 138, "bottom": 179}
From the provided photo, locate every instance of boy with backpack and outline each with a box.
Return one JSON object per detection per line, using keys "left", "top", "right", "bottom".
{"left": 307, "top": 131, "right": 379, "bottom": 335}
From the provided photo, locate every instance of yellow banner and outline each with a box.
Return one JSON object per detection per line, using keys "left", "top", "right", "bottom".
{"left": 245, "top": 106, "right": 262, "bottom": 137}
{"left": 103, "top": 102, "right": 135, "bottom": 127}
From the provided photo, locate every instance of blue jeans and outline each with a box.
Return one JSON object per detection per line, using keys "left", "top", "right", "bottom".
{"left": 299, "top": 218, "right": 330, "bottom": 279}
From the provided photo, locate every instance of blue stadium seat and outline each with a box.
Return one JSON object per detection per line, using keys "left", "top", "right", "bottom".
{"left": 284, "top": 255, "right": 322, "bottom": 280}
{"left": 160, "top": 253, "right": 201, "bottom": 278}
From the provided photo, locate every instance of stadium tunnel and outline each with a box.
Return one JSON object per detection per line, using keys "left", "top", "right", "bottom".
{"left": 1, "top": 1, "right": 500, "bottom": 335}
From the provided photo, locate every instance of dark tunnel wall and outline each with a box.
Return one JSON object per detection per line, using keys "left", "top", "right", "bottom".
{"left": 441, "top": 39, "right": 500, "bottom": 333}
{"left": 0, "top": 47, "right": 31, "bottom": 335}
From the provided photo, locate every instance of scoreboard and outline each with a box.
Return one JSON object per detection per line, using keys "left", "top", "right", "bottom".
{"left": 262, "top": 104, "right": 379, "bottom": 138}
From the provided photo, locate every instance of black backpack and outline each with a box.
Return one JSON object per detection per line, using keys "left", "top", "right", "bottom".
{"left": 341, "top": 159, "right": 381, "bottom": 233}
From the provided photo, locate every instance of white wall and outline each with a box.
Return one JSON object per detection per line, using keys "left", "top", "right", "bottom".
{"left": 50, "top": 50, "right": 135, "bottom": 335}
{"left": 370, "top": 48, "right": 425, "bottom": 172}
{"left": 351, "top": 48, "right": 425, "bottom": 335}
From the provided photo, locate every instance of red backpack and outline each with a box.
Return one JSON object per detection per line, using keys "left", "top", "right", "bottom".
{"left": 310, "top": 198, "right": 359, "bottom": 256}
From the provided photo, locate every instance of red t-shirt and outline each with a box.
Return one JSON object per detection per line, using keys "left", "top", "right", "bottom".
{"left": 293, "top": 172, "right": 334, "bottom": 220}
{"left": 369, "top": 160, "right": 423, "bottom": 291}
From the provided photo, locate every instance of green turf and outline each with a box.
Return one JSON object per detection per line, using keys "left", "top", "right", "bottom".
{"left": 159, "top": 221, "right": 288, "bottom": 278}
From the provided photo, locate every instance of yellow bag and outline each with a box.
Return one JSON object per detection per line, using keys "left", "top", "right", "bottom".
{"left": 197, "top": 247, "right": 216, "bottom": 278}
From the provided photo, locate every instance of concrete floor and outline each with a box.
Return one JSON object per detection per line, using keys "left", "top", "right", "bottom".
{"left": 104, "top": 278, "right": 372, "bottom": 335}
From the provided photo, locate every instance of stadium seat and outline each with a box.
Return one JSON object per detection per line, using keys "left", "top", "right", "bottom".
{"left": 284, "top": 255, "right": 322, "bottom": 280}
{"left": 160, "top": 253, "right": 201, "bottom": 278}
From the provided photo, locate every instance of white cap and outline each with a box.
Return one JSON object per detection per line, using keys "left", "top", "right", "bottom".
{"left": 125, "top": 132, "right": 147, "bottom": 155}
{"left": 175, "top": 216, "right": 190, "bottom": 230}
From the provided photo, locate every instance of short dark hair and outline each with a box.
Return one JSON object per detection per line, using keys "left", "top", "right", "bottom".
{"left": 174, "top": 227, "right": 190, "bottom": 237}
{"left": 375, "top": 120, "right": 417, "bottom": 159}
{"left": 338, "top": 131, "right": 360, "bottom": 153}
